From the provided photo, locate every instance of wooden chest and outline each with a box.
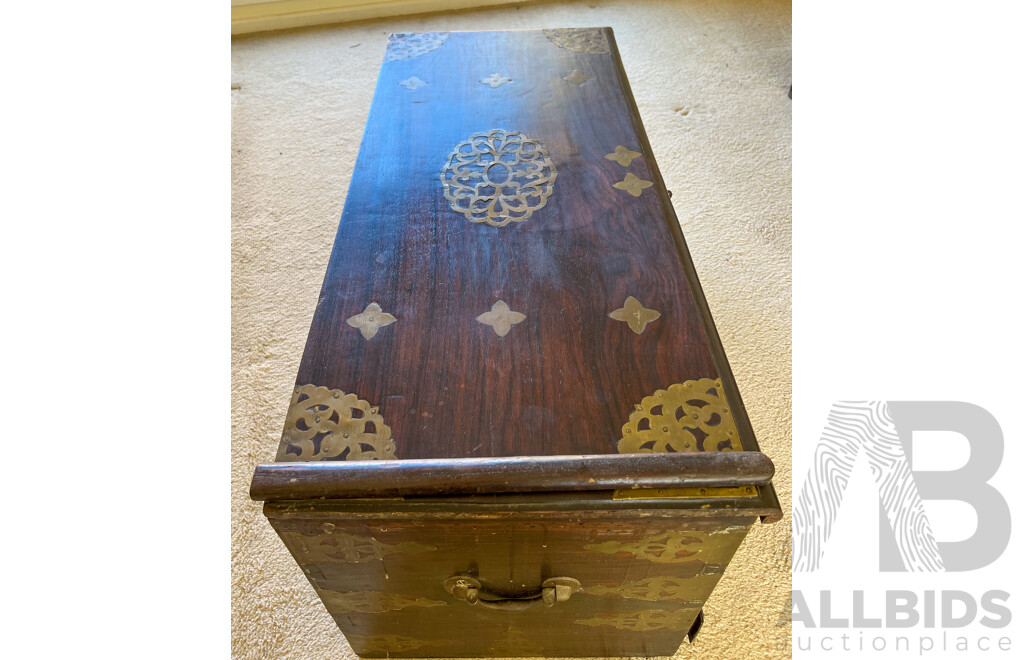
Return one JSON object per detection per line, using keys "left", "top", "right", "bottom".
{"left": 249, "top": 27, "right": 781, "bottom": 658}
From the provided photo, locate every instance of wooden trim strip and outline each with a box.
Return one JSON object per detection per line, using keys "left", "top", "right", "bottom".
{"left": 250, "top": 452, "right": 775, "bottom": 500}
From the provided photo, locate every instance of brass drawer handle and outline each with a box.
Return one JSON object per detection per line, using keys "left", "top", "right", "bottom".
{"left": 443, "top": 575, "right": 581, "bottom": 612}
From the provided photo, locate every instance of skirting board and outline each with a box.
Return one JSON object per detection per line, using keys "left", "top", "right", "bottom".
{"left": 232, "top": 0, "right": 537, "bottom": 35}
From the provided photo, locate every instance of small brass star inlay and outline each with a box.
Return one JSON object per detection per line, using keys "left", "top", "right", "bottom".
{"left": 346, "top": 302, "right": 397, "bottom": 340}
{"left": 479, "top": 73, "right": 512, "bottom": 89}
{"left": 609, "top": 296, "right": 661, "bottom": 335}
{"left": 613, "top": 172, "right": 654, "bottom": 197}
{"left": 605, "top": 145, "right": 642, "bottom": 166}
{"left": 476, "top": 300, "right": 526, "bottom": 338}
{"left": 563, "top": 69, "right": 591, "bottom": 85}
{"left": 397, "top": 76, "right": 427, "bottom": 90}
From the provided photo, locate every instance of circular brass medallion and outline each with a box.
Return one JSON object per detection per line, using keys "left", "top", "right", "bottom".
{"left": 440, "top": 129, "right": 557, "bottom": 227}
{"left": 384, "top": 32, "right": 449, "bottom": 61}
{"left": 542, "top": 28, "right": 610, "bottom": 54}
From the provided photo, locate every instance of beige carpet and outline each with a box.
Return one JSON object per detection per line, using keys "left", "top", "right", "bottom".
{"left": 231, "top": 1, "right": 791, "bottom": 657}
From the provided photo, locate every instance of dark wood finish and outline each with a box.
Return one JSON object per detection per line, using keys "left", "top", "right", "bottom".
{"left": 610, "top": 34, "right": 779, "bottom": 496}
{"left": 250, "top": 451, "right": 774, "bottom": 500}
{"left": 293, "top": 27, "right": 741, "bottom": 460}
{"left": 251, "top": 28, "right": 784, "bottom": 657}
{"left": 267, "top": 505, "right": 757, "bottom": 657}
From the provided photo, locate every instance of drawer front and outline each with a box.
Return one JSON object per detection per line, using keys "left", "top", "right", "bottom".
{"left": 268, "top": 511, "right": 754, "bottom": 657}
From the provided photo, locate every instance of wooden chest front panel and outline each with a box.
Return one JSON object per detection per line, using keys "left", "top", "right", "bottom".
{"left": 267, "top": 507, "right": 754, "bottom": 657}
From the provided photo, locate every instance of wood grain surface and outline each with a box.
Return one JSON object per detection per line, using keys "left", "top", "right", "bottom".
{"left": 287, "top": 28, "right": 750, "bottom": 461}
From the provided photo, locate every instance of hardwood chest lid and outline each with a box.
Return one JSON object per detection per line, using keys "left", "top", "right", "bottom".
{"left": 251, "top": 29, "right": 778, "bottom": 513}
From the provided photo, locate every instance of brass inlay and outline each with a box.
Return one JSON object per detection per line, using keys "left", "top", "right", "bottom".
{"left": 479, "top": 72, "right": 512, "bottom": 88}
{"left": 575, "top": 608, "right": 700, "bottom": 631}
{"left": 543, "top": 28, "right": 610, "bottom": 54}
{"left": 347, "top": 633, "right": 447, "bottom": 654}
{"left": 585, "top": 577, "right": 710, "bottom": 603}
{"left": 613, "top": 172, "right": 654, "bottom": 197}
{"left": 397, "top": 76, "right": 427, "bottom": 90}
{"left": 286, "top": 529, "right": 436, "bottom": 563}
{"left": 563, "top": 69, "right": 591, "bottom": 85}
{"left": 476, "top": 299, "right": 526, "bottom": 337}
{"left": 605, "top": 145, "right": 642, "bottom": 166}
{"left": 608, "top": 295, "right": 661, "bottom": 335}
{"left": 585, "top": 531, "right": 703, "bottom": 564}
{"left": 584, "top": 528, "right": 747, "bottom": 565}
{"left": 278, "top": 384, "right": 396, "bottom": 461}
{"left": 319, "top": 589, "right": 446, "bottom": 614}
{"left": 613, "top": 486, "right": 758, "bottom": 500}
{"left": 346, "top": 302, "right": 396, "bottom": 340}
{"left": 441, "top": 129, "right": 557, "bottom": 227}
{"left": 489, "top": 628, "right": 542, "bottom": 655}
{"left": 384, "top": 32, "right": 449, "bottom": 61}
{"left": 618, "top": 378, "right": 740, "bottom": 453}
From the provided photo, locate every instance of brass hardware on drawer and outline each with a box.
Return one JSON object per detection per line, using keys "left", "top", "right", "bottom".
{"left": 443, "top": 575, "right": 581, "bottom": 612}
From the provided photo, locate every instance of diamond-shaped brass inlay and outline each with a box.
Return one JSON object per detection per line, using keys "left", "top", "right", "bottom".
{"left": 613, "top": 172, "right": 654, "bottom": 197}
{"left": 608, "top": 296, "right": 660, "bottom": 335}
{"left": 477, "top": 300, "right": 526, "bottom": 337}
{"left": 397, "top": 76, "right": 427, "bottom": 90}
{"left": 605, "top": 145, "right": 642, "bottom": 166}
{"left": 479, "top": 72, "right": 511, "bottom": 88}
{"left": 346, "top": 302, "right": 396, "bottom": 340}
